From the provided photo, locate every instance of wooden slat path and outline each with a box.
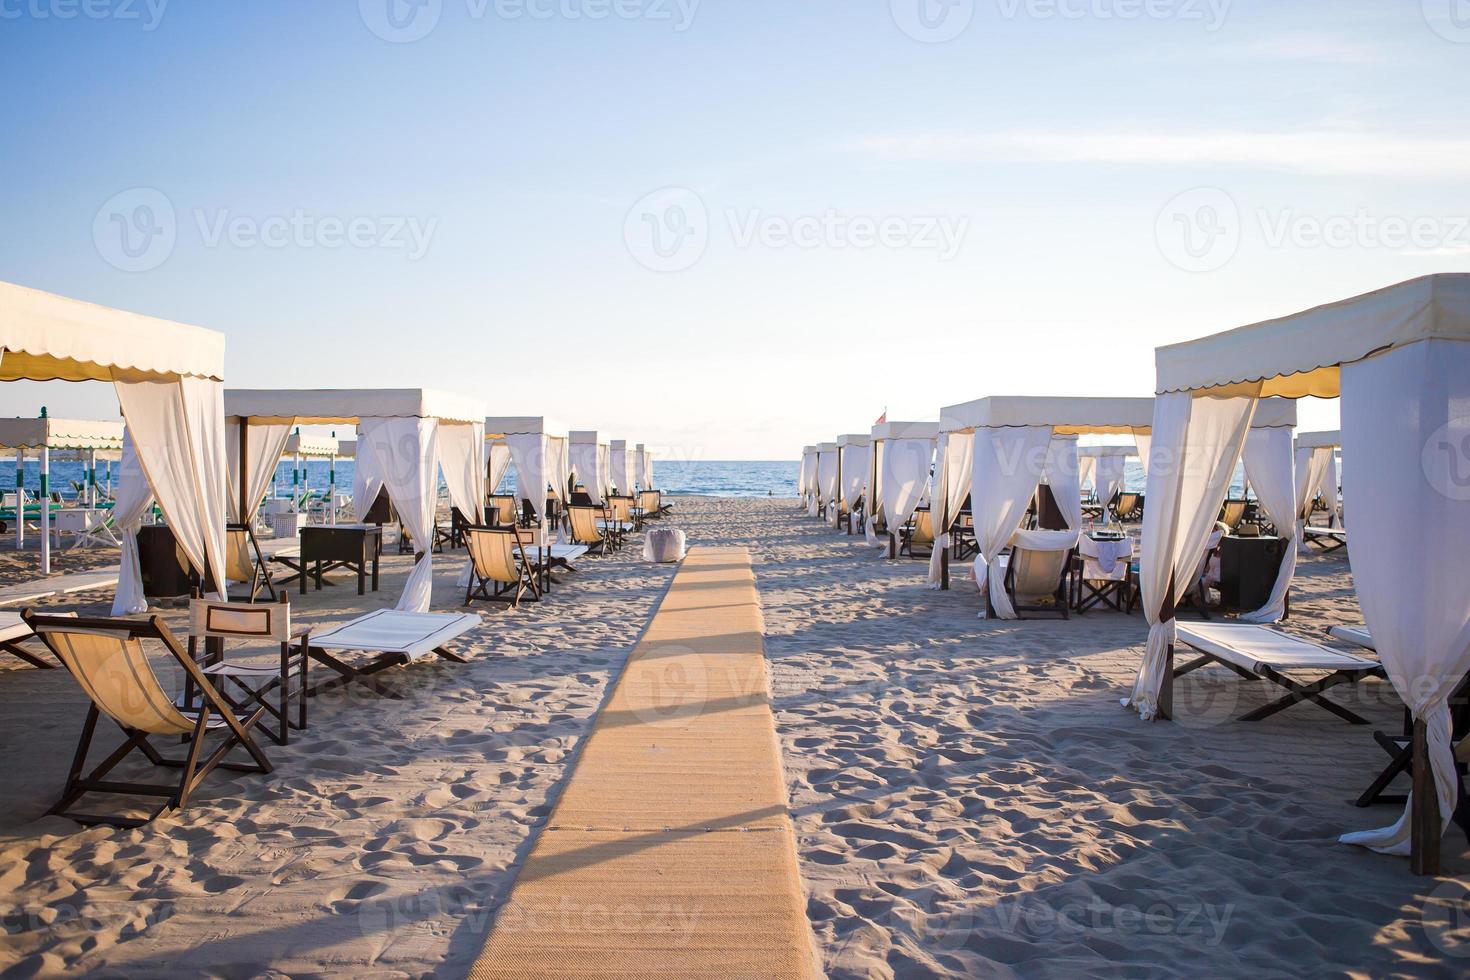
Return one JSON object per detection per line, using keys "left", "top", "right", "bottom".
{"left": 469, "top": 546, "right": 819, "bottom": 979}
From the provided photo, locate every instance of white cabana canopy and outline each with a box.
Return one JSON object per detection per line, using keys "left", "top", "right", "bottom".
{"left": 1125, "top": 273, "right": 1470, "bottom": 872}
{"left": 0, "top": 281, "right": 230, "bottom": 591}
{"left": 1077, "top": 444, "right": 1139, "bottom": 514}
{"left": 1296, "top": 429, "right": 1342, "bottom": 450}
{"left": 486, "top": 417, "right": 570, "bottom": 531}
{"left": 834, "top": 433, "right": 871, "bottom": 531}
{"left": 1294, "top": 430, "right": 1343, "bottom": 536}
{"left": 569, "top": 430, "right": 611, "bottom": 504}
{"left": 284, "top": 432, "right": 340, "bottom": 458}
{"left": 867, "top": 421, "right": 936, "bottom": 550}
{"left": 224, "top": 388, "right": 487, "bottom": 612}
{"left": 0, "top": 417, "right": 125, "bottom": 452}
{"left": 813, "top": 442, "right": 838, "bottom": 520}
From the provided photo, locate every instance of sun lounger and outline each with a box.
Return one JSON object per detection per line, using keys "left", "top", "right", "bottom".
{"left": 22, "top": 610, "right": 273, "bottom": 827}
{"left": 305, "top": 609, "right": 481, "bottom": 699}
{"left": 1173, "top": 622, "right": 1384, "bottom": 723}
{"left": 1303, "top": 525, "right": 1347, "bottom": 552}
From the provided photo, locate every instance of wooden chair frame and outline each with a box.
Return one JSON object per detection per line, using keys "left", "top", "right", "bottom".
{"left": 186, "top": 593, "right": 309, "bottom": 746}
{"left": 990, "top": 545, "right": 1075, "bottom": 620}
{"left": 464, "top": 525, "right": 543, "bottom": 607}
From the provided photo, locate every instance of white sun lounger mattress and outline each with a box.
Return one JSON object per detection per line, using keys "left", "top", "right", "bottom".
{"left": 308, "top": 609, "right": 481, "bottom": 662}
{"left": 1177, "top": 622, "right": 1379, "bottom": 674}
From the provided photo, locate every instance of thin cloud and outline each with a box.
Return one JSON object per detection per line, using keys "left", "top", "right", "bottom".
{"left": 854, "top": 130, "right": 1470, "bottom": 179}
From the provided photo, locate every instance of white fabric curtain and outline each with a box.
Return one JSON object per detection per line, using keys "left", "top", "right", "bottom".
{"left": 360, "top": 417, "right": 439, "bottom": 612}
{"left": 840, "top": 444, "right": 870, "bottom": 528}
{"left": 545, "top": 436, "right": 570, "bottom": 544}
{"left": 1238, "top": 425, "right": 1298, "bottom": 623}
{"left": 1339, "top": 339, "right": 1470, "bottom": 855}
{"left": 1325, "top": 452, "right": 1341, "bottom": 526}
{"left": 110, "top": 431, "right": 155, "bottom": 615}
{"left": 1078, "top": 456, "right": 1098, "bottom": 494}
{"left": 927, "top": 433, "right": 973, "bottom": 586}
{"left": 506, "top": 435, "right": 545, "bottom": 513}
{"left": 570, "top": 442, "right": 602, "bottom": 505}
{"left": 875, "top": 438, "right": 930, "bottom": 552}
{"left": 611, "top": 450, "right": 630, "bottom": 496}
{"left": 439, "top": 421, "right": 485, "bottom": 589}
{"left": 1042, "top": 436, "right": 1083, "bottom": 530}
{"left": 352, "top": 426, "right": 384, "bottom": 520}
{"left": 1294, "top": 445, "right": 1331, "bottom": 551}
{"left": 1095, "top": 454, "right": 1129, "bottom": 511}
{"left": 638, "top": 448, "right": 654, "bottom": 490}
{"left": 115, "top": 377, "right": 230, "bottom": 600}
{"left": 486, "top": 442, "right": 512, "bottom": 497}
{"left": 972, "top": 426, "right": 1054, "bottom": 618}
{"left": 864, "top": 442, "right": 883, "bottom": 545}
{"left": 1125, "top": 392, "right": 1257, "bottom": 719}
{"left": 817, "top": 450, "right": 838, "bottom": 521}
{"left": 1134, "top": 433, "right": 1153, "bottom": 477}
{"left": 800, "top": 451, "right": 816, "bottom": 511}
{"left": 226, "top": 421, "right": 292, "bottom": 524}
{"left": 596, "top": 444, "right": 613, "bottom": 498}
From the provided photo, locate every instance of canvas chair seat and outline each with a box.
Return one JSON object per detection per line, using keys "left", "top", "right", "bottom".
{"left": 900, "top": 509, "right": 935, "bottom": 558}
{"left": 188, "top": 596, "right": 308, "bottom": 745}
{"left": 465, "top": 525, "right": 542, "bottom": 607}
{"left": 989, "top": 529, "right": 1077, "bottom": 620}
{"left": 566, "top": 504, "right": 609, "bottom": 554}
{"left": 1172, "top": 622, "right": 1385, "bottom": 724}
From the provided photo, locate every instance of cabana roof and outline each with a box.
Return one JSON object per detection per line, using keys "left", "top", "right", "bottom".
{"left": 815, "top": 442, "right": 837, "bottom": 452}
{"left": 1077, "top": 444, "right": 1138, "bottom": 459}
{"left": 0, "top": 417, "right": 124, "bottom": 452}
{"left": 485, "top": 416, "right": 568, "bottom": 440}
{"left": 0, "top": 280, "right": 225, "bottom": 382}
{"left": 871, "top": 421, "right": 938, "bottom": 441}
{"left": 1296, "top": 429, "right": 1342, "bottom": 450}
{"left": 224, "top": 388, "right": 484, "bottom": 425}
{"left": 801, "top": 445, "right": 817, "bottom": 454}
{"left": 284, "top": 432, "right": 339, "bottom": 457}
{"left": 569, "top": 430, "right": 606, "bottom": 446}
{"left": 836, "top": 433, "right": 871, "bottom": 448}
{"left": 940, "top": 396, "right": 1155, "bottom": 435}
{"left": 1156, "top": 274, "right": 1470, "bottom": 398}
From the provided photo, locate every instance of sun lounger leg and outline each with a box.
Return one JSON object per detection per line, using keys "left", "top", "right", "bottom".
{"left": 1238, "top": 667, "right": 1371, "bottom": 724}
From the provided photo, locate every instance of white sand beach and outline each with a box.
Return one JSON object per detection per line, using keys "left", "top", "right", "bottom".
{"left": 0, "top": 497, "right": 1466, "bottom": 978}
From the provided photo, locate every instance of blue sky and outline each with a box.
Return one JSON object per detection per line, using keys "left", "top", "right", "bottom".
{"left": 1, "top": 0, "right": 1466, "bottom": 457}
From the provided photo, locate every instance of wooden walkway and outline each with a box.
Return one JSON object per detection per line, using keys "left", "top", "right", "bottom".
{"left": 469, "top": 546, "right": 818, "bottom": 979}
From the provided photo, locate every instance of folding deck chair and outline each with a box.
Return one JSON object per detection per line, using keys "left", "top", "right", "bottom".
{"left": 186, "top": 595, "right": 309, "bottom": 746}
{"left": 1073, "top": 535, "right": 1135, "bottom": 614}
{"left": 565, "top": 504, "right": 609, "bottom": 555}
{"left": 990, "top": 533, "right": 1075, "bottom": 620}
{"left": 21, "top": 610, "right": 273, "bottom": 827}
{"left": 1111, "top": 492, "right": 1144, "bottom": 524}
{"left": 899, "top": 508, "right": 935, "bottom": 559}
{"left": 1172, "top": 622, "right": 1384, "bottom": 724}
{"left": 226, "top": 524, "right": 277, "bottom": 602}
{"left": 464, "top": 525, "right": 542, "bottom": 607}
{"left": 305, "top": 609, "right": 481, "bottom": 699}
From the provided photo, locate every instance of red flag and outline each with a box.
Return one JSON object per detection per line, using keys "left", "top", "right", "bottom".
{"left": 874, "top": 408, "right": 887, "bottom": 425}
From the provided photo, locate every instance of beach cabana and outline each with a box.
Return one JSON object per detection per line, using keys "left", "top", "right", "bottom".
{"left": 0, "top": 280, "right": 230, "bottom": 591}
{"left": 569, "top": 431, "right": 612, "bottom": 504}
{"left": 0, "top": 415, "right": 125, "bottom": 556}
{"left": 281, "top": 430, "right": 343, "bottom": 522}
{"left": 798, "top": 446, "right": 817, "bottom": 512}
{"left": 1122, "top": 273, "right": 1470, "bottom": 874}
{"left": 867, "top": 421, "right": 936, "bottom": 552}
{"left": 814, "top": 442, "right": 838, "bottom": 519}
{"left": 1077, "top": 444, "right": 1137, "bottom": 516}
{"left": 834, "top": 434, "right": 871, "bottom": 532}
{"left": 485, "top": 417, "right": 570, "bottom": 533}
{"left": 224, "top": 389, "right": 486, "bottom": 612}
{"left": 935, "top": 397, "right": 1155, "bottom": 616}
{"left": 610, "top": 439, "right": 638, "bottom": 496}
{"left": 1295, "top": 429, "right": 1342, "bottom": 539}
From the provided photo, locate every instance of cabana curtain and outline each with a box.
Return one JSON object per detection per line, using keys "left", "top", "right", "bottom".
{"left": 1094, "top": 453, "right": 1130, "bottom": 509}
{"left": 638, "top": 447, "right": 653, "bottom": 490}
{"left": 611, "top": 446, "right": 630, "bottom": 496}
{"left": 1125, "top": 392, "right": 1257, "bottom": 719}
{"left": 1339, "top": 339, "right": 1470, "bottom": 853}
{"left": 927, "top": 433, "right": 973, "bottom": 586}
{"left": 486, "top": 442, "right": 512, "bottom": 497}
{"left": 439, "top": 421, "right": 484, "bottom": 589}
{"left": 1042, "top": 436, "right": 1082, "bottom": 531}
{"left": 506, "top": 436, "right": 544, "bottom": 510}
{"left": 359, "top": 417, "right": 439, "bottom": 613}
{"left": 226, "top": 421, "right": 292, "bottom": 524}
{"left": 1238, "top": 425, "right": 1297, "bottom": 622}
{"left": 877, "top": 438, "right": 931, "bottom": 552}
{"left": 570, "top": 441, "right": 603, "bottom": 505}
{"left": 110, "top": 432, "right": 155, "bottom": 615}
{"left": 972, "top": 426, "right": 1054, "bottom": 618}
{"left": 115, "top": 378, "right": 231, "bottom": 600}
{"left": 840, "top": 443, "right": 870, "bottom": 526}
{"left": 799, "top": 449, "right": 817, "bottom": 511}
{"left": 817, "top": 449, "right": 838, "bottom": 520}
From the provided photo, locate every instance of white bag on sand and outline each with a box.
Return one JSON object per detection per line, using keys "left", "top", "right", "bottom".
{"left": 644, "top": 527, "right": 687, "bottom": 563}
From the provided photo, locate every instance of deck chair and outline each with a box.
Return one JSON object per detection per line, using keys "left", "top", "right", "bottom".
{"left": 1172, "top": 622, "right": 1385, "bottom": 723}
{"left": 991, "top": 530, "right": 1075, "bottom": 620}
{"left": 637, "top": 490, "right": 665, "bottom": 521}
{"left": 607, "top": 495, "right": 639, "bottom": 535}
{"left": 1218, "top": 498, "right": 1248, "bottom": 532}
{"left": 1111, "top": 492, "right": 1143, "bottom": 524}
{"left": 1073, "top": 535, "right": 1135, "bottom": 614}
{"left": 226, "top": 523, "right": 276, "bottom": 602}
{"left": 488, "top": 494, "right": 519, "bottom": 527}
{"left": 305, "top": 609, "right": 481, "bottom": 699}
{"left": 1175, "top": 525, "right": 1226, "bottom": 618}
{"left": 899, "top": 508, "right": 935, "bottom": 559}
{"left": 21, "top": 610, "right": 273, "bottom": 827}
{"left": 464, "top": 525, "right": 543, "bottom": 607}
{"left": 565, "top": 505, "right": 608, "bottom": 555}
{"left": 187, "top": 595, "right": 308, "bottom": 746}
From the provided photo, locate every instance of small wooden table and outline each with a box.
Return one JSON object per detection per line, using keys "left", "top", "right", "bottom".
{"left": 297, "top": 524, "right": 382, "bottom": 596}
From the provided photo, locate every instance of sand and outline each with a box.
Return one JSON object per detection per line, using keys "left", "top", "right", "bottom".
{"left": 0, "top": 497, "right": 1465, "bottom": 978}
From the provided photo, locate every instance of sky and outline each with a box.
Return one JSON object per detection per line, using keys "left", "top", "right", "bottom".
{"left": 0, "top": 0, "right": 1466, "bottom": 459}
